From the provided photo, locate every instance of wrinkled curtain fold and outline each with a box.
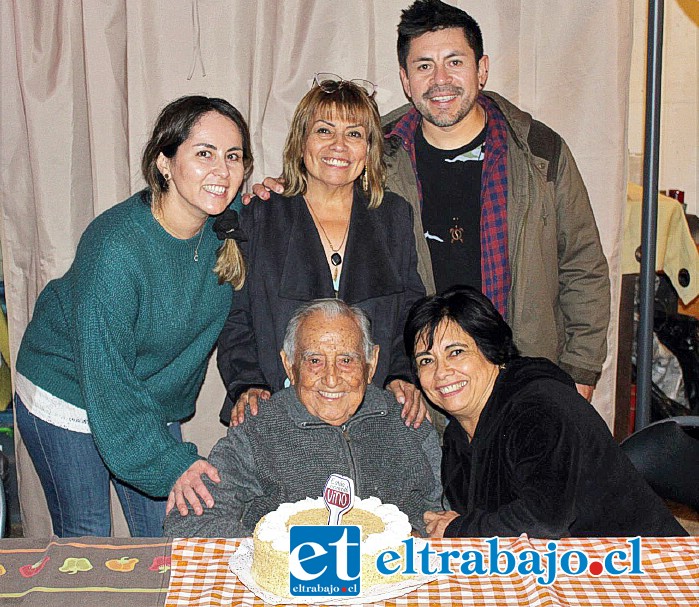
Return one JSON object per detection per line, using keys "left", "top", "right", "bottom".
{"left": 0, "top": 0, "right": 630, "bottom": 536}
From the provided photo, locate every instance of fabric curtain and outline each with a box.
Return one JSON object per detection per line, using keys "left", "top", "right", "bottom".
{"left": 0, "top": 0, "right": 631, "bottom": 536}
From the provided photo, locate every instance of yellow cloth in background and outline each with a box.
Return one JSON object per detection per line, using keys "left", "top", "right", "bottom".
{"left": 623, "top": 183, "right": 699, "bottom": 304}
{"left": 0, "top": 309, "right": 11, "bottom": 410}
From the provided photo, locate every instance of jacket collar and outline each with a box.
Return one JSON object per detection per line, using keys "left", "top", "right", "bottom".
{"left": 481, "top": 91, "right": 531, "bottom": 151}
{"left": 384, "top": 105, "right": 421, "bottom": 153}
{"left": 471, "top": 356, "right": 576, "bottom": 445}
{"left": 279, "top": 189, "right": 405, "bottom": 303}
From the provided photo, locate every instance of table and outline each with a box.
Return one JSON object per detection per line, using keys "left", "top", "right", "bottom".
{"left": 0, "top": 536, "right": 171, "bottom": 606}
{"left": 167, "top": 536, "right": 698, "bottom": 606}
{"left": 1, "top": 535, "right": 697, "bottom": 606}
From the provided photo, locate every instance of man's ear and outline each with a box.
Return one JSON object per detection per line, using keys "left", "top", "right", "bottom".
{"left": 366, "top": 344, "right": 380, "bottom": 384}
{"left": 280, "top": 350, "right": 296, "bottom": 386}
{"left": 399, "top": 67, "right": 412, "bottom": 99}
{"left": 477, "top": 55, "right": 489, "bottom": 90}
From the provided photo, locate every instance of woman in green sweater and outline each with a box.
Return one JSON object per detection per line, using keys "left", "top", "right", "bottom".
{"left": 14, "top": 96, "right": 251, "bottom": 537}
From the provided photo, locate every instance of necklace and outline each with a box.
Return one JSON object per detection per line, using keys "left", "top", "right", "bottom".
{"left": 304, "top": 197, "right": 350, "bottom": 276}
{"left": 153, "top": 208, "right": 206, "bottom": 262}
{"left": 192, "top": 227, "right": 205, "bottom": 262}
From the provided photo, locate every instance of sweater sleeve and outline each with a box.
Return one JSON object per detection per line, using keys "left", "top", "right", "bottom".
{"left": 164, "top": 426, "right": 266, "bottom": 538}
{"left": 445, "top": 405, "right": 579, "bottom": 539}
{"left": 415, "top": 425, "right": 446, "bottom": 535}
{"left": 71, "top": 237, "right": 199, "bottom": 497}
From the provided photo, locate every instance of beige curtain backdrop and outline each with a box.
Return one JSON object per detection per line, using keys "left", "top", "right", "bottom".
{"left": 0, "top": 0, "right": 631, "bottom": 537}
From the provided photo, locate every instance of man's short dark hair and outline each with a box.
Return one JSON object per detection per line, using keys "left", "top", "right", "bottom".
{"left": 397, "top": 0, "right": 484, "bottom": 70}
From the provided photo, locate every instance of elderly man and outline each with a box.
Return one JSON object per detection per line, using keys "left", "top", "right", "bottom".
{"left": 164, "top": 299, "right": 443, "bottom": 537}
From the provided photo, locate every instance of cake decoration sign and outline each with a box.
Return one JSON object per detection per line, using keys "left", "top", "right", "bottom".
{"left": 323, "top": 474, "right": 355, "bottom": 525}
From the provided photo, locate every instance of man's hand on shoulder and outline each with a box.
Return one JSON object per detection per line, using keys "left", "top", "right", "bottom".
{"left": 241, "top": 177, "right": 286, "bottom": 205}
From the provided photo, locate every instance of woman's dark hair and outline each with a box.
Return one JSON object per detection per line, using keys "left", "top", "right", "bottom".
{"left": 141, "top": 95, "right": 253, "bottom": 207}
{"left": 404, "top": 285, "right": 519, "bottom": 374}
{"left": 141, "top": 95, "right": 252, "bottom": 290}
{"left": 397, "top": 0, "right": 484, "bottom": 70}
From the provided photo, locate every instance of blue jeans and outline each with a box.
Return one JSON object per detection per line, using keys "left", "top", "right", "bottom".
{"left": 15, "top": 394, "right": 181, "bottom": 537}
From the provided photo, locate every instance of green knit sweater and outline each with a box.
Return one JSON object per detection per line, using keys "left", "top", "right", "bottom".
{"left": 17, "top": 191, "right": 232, "bottom": 497}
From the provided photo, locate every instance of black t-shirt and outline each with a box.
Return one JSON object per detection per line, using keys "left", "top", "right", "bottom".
{"left": 415, "top": 124, "right": 486, "bottom": 294}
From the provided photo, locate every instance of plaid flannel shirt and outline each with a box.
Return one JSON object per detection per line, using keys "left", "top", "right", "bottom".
{"left": 385, "top": 94, "right": 511, "bottom": 316}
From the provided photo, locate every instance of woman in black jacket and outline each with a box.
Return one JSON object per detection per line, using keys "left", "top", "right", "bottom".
{"left": 216, "top": 74, "right": 426, "bottom": 427}
{"left": 404, "top": 286, "right": 687, "bottom": 538}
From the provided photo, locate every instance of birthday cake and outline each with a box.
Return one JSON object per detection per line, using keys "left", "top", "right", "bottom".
{"left": 251, "top": 495, "right": 411, "bottom": 598}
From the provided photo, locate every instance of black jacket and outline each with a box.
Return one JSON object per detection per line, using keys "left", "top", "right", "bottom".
{"left": 217, "top": 188, "right": 425, "bottom": 423}
{"left": 442, "top": 357, "right": 687, "bottom": 538}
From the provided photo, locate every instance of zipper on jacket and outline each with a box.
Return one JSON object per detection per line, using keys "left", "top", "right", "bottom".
{"left": 508, "top": 162, "right": 533, "bottom": 323}
{"left": 340, "top": 424, "right": 358, "bottom": 491}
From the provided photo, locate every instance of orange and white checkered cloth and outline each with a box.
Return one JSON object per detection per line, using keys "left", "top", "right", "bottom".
{"left": 166, "top": 536, "right": 699, "bottom": 606}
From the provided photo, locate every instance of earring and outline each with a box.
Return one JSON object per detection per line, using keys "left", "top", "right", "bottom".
{"left": 362, "top": 168, "right": 368, "bottom": 191}
{"left": 163, "top": 172, "right": 171, "bottom": 182}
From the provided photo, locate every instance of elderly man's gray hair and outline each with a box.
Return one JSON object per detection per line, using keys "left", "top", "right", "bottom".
{"left": 282, "top": 299, "right": 375, "bottom": 361}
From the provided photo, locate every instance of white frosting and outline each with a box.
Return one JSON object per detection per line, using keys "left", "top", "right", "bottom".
{"left": 257, "top": 495, "right": 411, "bottom": 553}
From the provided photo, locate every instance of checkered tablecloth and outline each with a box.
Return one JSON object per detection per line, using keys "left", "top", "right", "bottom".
{"left": 166, "top": 535, "right": 699, "bottom": 606}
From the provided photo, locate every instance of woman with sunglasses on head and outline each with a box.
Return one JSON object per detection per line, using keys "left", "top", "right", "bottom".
{"left": 216, "top": 74, "right": 427, "bottom": 428}
{"left": 14, "top": 95, "right": 251, "bottom": 537}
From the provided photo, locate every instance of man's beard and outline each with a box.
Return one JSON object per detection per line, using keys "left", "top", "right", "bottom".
{"left": 413, "top": 86, "right": 476, "bottom": 128}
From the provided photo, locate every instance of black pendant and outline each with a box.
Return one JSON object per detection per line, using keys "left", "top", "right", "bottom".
{"left": 330, "top": 252, "right": 342, "bottom": 266}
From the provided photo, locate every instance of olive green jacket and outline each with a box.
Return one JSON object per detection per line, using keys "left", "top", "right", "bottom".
{"left": 382, "top": 91, "right": 610, "bottom": 386}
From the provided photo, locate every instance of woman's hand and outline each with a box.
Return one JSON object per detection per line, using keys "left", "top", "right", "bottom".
{"left": 230, "top": 387, "right": 271, "bottom": 426}
{"left": 575, "top": 383, "right": 594, "bottom": 402}
{"left": 424, "top": 510, "right": 460, "bottom": 538}
{"left": 386, "top": 379, "right": 428, "bottom": 428}
{"left": 166, "top": 460, "right": 221, "bottom": 516}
